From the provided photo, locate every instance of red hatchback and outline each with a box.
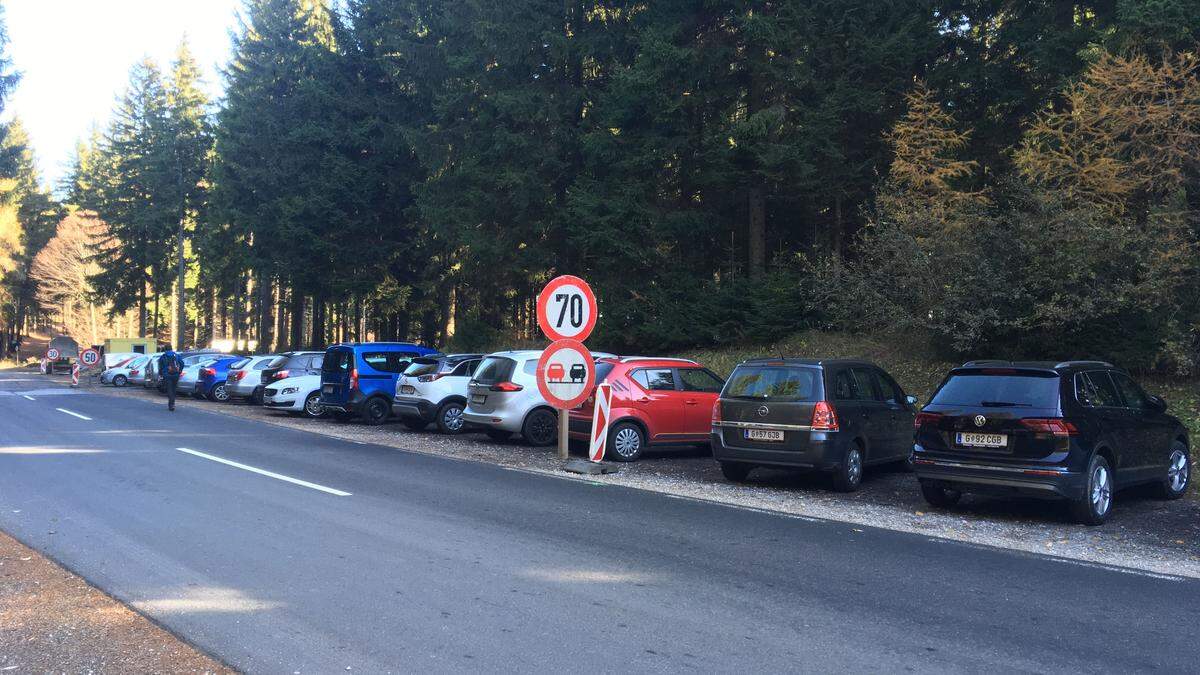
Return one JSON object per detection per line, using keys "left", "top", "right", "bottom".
{"left": 569, "top": 357, "right": 726, "bottom": 461}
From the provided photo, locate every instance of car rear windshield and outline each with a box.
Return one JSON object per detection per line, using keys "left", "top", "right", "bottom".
{"left": 472, "top": 356, "right": 516, "bottom": 385}
{"left": 931, "top": 370, "right": 1061, "bottom": 408}
{"left": 323, "top": 349, "right": 353, "bottom": 373}
{"left": 723, "top": 365, "right": 821, "bottom": 402}
{"left": 595, "top": 362, "right": 615, "bottom": 383}
{"left": 404, "top": 358, "right": 441, "bottom": 377}
{"left": 230, "top": 358, "right": 251, "bottom": 369}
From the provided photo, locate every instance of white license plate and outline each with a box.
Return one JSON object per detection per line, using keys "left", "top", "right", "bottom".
{"left": 401, "top": 385, "right": 416, "bottom": 395}
{"left": 471, "top": 394, "right": 486, "bottom": 405}
{"left": 745, "top": 429, "right": 785, "bottom": 442}
{"left": 323, "top": 384, "right": 335, "bottom": 394}
{"left": 956, "top": 432, "right": 1007, "bottom": 448}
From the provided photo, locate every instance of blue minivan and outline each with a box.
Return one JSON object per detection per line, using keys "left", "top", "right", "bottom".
{"left": 320, "top": 342, "right": 440, "bottom": 424}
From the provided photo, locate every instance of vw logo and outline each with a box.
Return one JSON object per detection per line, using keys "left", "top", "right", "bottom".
{"left": 757, "top": 405, "right": 770, "bottom": 417}
{"left": 974, "top": 414, "right": 987, "bottom": 428}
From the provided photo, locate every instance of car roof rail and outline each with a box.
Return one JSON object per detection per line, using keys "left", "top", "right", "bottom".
{"left": 616, "top": 356, "right": 698, "bottom": 364}
{"left": 960, "top": 359, "right": 1014, "bottom": 367}
{"left": 1053, "top": 360, "right": 1114, "bottom": 369}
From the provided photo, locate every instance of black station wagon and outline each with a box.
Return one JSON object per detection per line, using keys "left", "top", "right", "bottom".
{"left": 912, "top": 361, "right": 1190, "bottom": 525}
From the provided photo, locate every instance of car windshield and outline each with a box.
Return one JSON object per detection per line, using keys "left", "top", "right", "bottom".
{"left": 473, "top": 356, "right": 516, "bottom": 385}
{"left": 723, "top": 365, "right": 820, "bottom": 402}
{"left": 595, "top": 362, "right": 616, "bottom": 383}
{"left": 322, "top": 349, "right": 352, "bottom": 373}
{"left": 404, "top": 358, "right": 441, "bottom": 377}
{"left": 931, "top": 371, "right": 1061, "bottom": 408}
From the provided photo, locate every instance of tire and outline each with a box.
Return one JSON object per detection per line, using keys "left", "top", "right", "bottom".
{"left": 522, "top": 408, "right": 558, "bottom": 447}
{"left": 435, "top": 401, "right": 467, "bottom": 435}
{"left": 720, "top": 461, "right": 753, "bottom": 482}
{"left": 1071, "top": 454, "right": 1114, "bottom": 526}
{"left": 1157, "top": 441, "right": 1190, "bottom": 500}
{"left": 920, "top": 481, "right": 962, "bottom": 508}
{"left": 360, "top": 397, "right": 391, "bottom": 425}
{"left": 486, "top": 429, "right": 513, "bottom": 441}
{"left": 608, "top": 422, "right": 646, "bottom": 462}
{"left": 251, "top": 388, "right": 265, "bottom": 406}
{"left": 831, "top": 443, "right": 865, "bottom": 492}
{"left": 302, "top": 392, "right": 325, "bottom": 419}
{"left": 112, "top": 374, "right": 128, "bottom": 387}
{"left": 208, "top": 382, "right": 230, "bottom": 402}
{"left": 403, "top": 418, "right": 429, "bottom": 431}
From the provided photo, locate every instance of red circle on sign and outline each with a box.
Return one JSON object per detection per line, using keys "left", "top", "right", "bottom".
{"left": 536, "top": 339, "right": 596, "bottom": 410}
{"left": 46, "top": 348, "right": 60, "bottom": 360}
{"left": 80, "top": 349, "right": 100, "bottom": 365}
{"left": 537, "top": 275, "right": 597, "bottom": 342}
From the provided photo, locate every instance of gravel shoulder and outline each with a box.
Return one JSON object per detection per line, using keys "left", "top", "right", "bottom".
{"left": 89, "top": 377, "right": 1200, "bottom": 579}
{"left": 0, "top": 529, "right": 233, "bottom": 674}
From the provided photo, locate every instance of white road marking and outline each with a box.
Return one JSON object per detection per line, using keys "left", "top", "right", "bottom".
{"left": 56, "top": 408, "right": 92, "bottom": 421}
{"left": 175, "top": 447, "right": 352, "bottom": 497}
{"left": 22, "top": 395, "right": 34, "bottom": 400}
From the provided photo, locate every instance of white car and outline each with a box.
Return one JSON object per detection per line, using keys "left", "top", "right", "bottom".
{"left": 226, "top": 354, "right": 279, "bottom": 404}
{"left": 102, "top": 352, "right": 139, "bottom": 369}
{"left": 100, "top": 355, "right": 144, "bottom": 386}
{"left": 263, "top": 374, "right": 325, "bottom": 418}
{"left": 392, "top": 354, "right": 483, "bottom": 434}
{"left": 462, "top": 350, "right": 613, "bottom": 446}
{"left": 129, "top": 353, "right": 162, "bottom": 387}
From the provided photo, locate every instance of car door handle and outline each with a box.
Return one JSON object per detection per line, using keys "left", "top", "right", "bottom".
{"left": 636, "top": 396, "right": 650, "bottom": 403}
{"left": 685, "top": 400, "right": 699, "bottom": 405}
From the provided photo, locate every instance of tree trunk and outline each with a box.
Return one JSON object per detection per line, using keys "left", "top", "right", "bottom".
{"left": 310, "top": 295, "right": 325, "bottom": 349}
{"left": 748, "top": 187, "right": 766, "bottom": 278}
{"left": 289, "top": 288, "right": 304, "bottom": 350}
{"left": 175, "top": 213, "right": 186, "bottom": 350}
{"left": 257, "top": 270, "right": 274, "bottom": 354}
{"left": 138, "top": 282, "right": 147, "bottom": 337}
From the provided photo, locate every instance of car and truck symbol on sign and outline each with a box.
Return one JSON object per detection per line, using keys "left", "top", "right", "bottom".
{"left": 546, "top": 363, "right": 588, "bottom": 384}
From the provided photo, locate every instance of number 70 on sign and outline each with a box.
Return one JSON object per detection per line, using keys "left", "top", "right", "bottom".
{"left": 537, "top": 275, "right": 597, "bottom": 342}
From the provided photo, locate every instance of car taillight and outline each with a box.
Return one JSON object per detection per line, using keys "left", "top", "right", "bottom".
{"left": 201, "top": 368, "right": 216, "bottom": 377}
{"left": 711, "top": 401, "right": 722, "bottom": 424}
{"left": 491, "top": 381, "right": 522, "bottom": 392}
{"left": 418, "top": 373, "right": 444, "bottom": 383}
{"left": 914, "top": 411, "right": 943, "bottom": 429}
{"left": 130, "top": 369, "right": 139, "bottom": 376}
{"left": 275, "top": 369, "right": 290, "bottom": 380}
{"left": 1020, "top": 418, "right": 1079, "bottom": 436}
{"left": 811, "top": 401, "right": 839, "bottom": 431}
{"left": 350, "top": 368, "right": 358, "bottom": 390}
{"left": 230, "top": 371, "right": 244, "bottom": 381}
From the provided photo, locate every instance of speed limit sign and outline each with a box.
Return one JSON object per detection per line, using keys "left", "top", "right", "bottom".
{"left": 80, "top": 349, "right": 100, "bottom": 367}
{"left": 46, "top": 347, "right": 60, "bottom": 361}
{"left": 537, "top": 275, "right": 597, "bottom": 342}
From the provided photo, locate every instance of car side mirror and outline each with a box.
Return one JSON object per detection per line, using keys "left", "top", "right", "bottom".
{"left": 905, "top": 394, "right": 918, "bottom": 406}
{"left": 1147, "top": 395, "right": 1168, "bottom": 413}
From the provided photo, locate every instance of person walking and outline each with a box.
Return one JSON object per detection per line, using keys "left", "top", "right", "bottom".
{"left": 158, "top": 346, "right": 185, "bottom": 411}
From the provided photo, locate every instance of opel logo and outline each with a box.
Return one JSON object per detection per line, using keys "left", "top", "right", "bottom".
{"left": 757, "top": 405, "right": 770, "bottom": 417}
{"left": 974, "top": 414, "right": 987, "bottom": 428}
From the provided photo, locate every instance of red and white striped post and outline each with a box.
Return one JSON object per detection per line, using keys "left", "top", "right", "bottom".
{"left": 71, "top": 362, "right": 80, "bottom": 387}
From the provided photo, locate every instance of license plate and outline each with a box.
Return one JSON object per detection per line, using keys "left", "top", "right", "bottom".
{"left": 401, "top": 385, "right": 416, "bottom": 395}
{"left": 471, "top": 394, "right": 486, "bottom": 405}
{"left": 956, "top": 432, "right": 1007, "bottom": 448}
{"left": 323, "top": 384, "right": 334, "bottom": 394}
{"left": 745, "top": 429, "right": 784, "bottom": 442}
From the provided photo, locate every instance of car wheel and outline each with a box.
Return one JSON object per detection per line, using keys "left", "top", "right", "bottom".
{"left": 919, "top": 481, "right": 962, "bottom": 508}
{"left": 251, "top": 388, "right": 265, "bottom": 406}
{"left": 831, "top": 444, "right": 864, "bottom": 492}
{"left": 720, "top": 461, "right": 753, "bottom": 482}
{"left": 361, "top": 397, "right": 390, "bottom": 425}
{"left": 303, "top": 392, "right": 325, "bottom": 418}
{"left": 608, "top": 422, "right": 645, "bottom": 462}
{"left": 436, "top": 401, "right": 467, "bottom": 435}
{"left": 486, "top": 429, "right": 513, "bottom": 441}
{"left": 403, "top": 418, "right": 429, "bottom": 431}
{"left": 523, "top": 409, "right": 558, "bottom": 446}
{"left": 112, "top": 374, "right": 127, "bottom": 387}
{"left": 1071, "top": 454, "right": 1113, "bottom": 526}
{"left": 209, "top": 382, "right": 230, "bottom": 402}
{"left": 1157, "top": 441, "right": 1190, "bottom": 500}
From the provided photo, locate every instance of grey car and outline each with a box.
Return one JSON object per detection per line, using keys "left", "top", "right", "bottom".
{"left": 226, "top": 355, "right": 279, "bottom": 404}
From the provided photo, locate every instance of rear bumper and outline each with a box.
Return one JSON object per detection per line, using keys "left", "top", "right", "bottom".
{"left": 462, "top": 410, "right": 523, "bottom": 433}
{"left": 710, "top": 425, "right": 845, "bottom": 470}
{"left": 228, "top": 382, "right": 260, "bottom": 398}
{"left": 911, "top": 455, "right": 1085, "bottom": 500}
{"left": 392, "top": 396, "right": 435, "bottom": 421}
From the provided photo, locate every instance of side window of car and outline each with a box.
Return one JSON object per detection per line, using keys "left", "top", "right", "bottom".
{"left": 310, "top": 355, "right": 324, "bottom": 370}
{"left": 678, "top": 368, "right": 723, "bottom": 392}
{"left": 523, "top": 359, "right": 539, "bottom": 376}
{"left": 851, "top": 368, "right": 882, "bottom": 401}
{"left": 253, "top": 359, "right": 271, "bottom": 370}
{"left": 1077, "top": 372, "right": 1121, "bottom": 407}
{"left": 833, "top": 370, "right": 855, "bottom": 400}
{"left": 873, "top": 370, "right": 903, "bottom": 404}
{"left": 631, "top": 368, "right": 676, "bottom": 391}
{"left": 362, "top": 352, "right": 389, "bottom": 371}
{"left": 1110, "top": 372, "right": 1151, "bottom": 411}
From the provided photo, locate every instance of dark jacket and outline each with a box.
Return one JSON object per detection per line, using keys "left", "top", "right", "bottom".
{"left": 159, "top": 351, "right": 185, "bottom": 380}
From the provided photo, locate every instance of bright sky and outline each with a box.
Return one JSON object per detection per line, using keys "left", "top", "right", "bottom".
{"left": 5, "top": 0, "right": 242, "bottom": 190}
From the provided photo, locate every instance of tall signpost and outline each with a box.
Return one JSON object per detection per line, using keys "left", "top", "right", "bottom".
{"left": 536, "top": 276, "right": 600, "bottom": 462}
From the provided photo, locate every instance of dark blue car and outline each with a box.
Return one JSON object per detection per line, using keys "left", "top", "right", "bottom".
{"left": 320, "top": 343, "right": 440, "bottom": 424}
{"left": 196, "top": 356, "right": 242, "bottom": 402}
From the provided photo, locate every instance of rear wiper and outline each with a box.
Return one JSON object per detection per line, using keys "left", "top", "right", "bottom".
{"left": 979, "top": 400, "right": 1031, "bottom": 407}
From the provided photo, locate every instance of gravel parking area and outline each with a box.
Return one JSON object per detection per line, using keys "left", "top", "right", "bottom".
{"left": 0, "top": 529, "right": 232, "bottom": 674}
{"left": 98, "top": 378, "right": 1200, "bottom": 579}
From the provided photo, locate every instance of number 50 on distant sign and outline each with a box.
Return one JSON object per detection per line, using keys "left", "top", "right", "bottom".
{"left": 537, "top": 275, "right": 597, "bottom": 342}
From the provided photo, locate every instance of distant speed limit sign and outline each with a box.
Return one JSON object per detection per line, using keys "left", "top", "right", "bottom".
{"left": 536, "top": 339, "right": 596, "bottom": 410}
{"left": 537, "top": 275, "right": 597, "bottom": 342}
{"left": 80, "top": 349, "right": 100, "bottom": 367}
{"left": 46, "top": 347, "right": 60, "bottom": 360}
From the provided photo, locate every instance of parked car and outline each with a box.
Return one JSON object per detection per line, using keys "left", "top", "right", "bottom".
{"left": 711, "top": 358, "right": 917, "bottom": 492}
{"left": 155, "top": 350, "right": 226, "bottom": 392}
{"left": 263, "top": 374, "right": 326, "bottom": 418}
{"left": 911, "top": 360, "right": 1190, "bottom": 525}
{"left": 261, "top": 351, "right": 324, "bottom": 388}
{"left": 130, "top": 353, "right": 162, "bottom": 387}
{"left": 195, "top": 356, "right": 243, "bottom": 402}
{"left": 462, "top": 349, "right": 613, "bottom": 446}
{"left": 392, "top": 354, "right": 484, "bottom": 433}
{"left": 567, "top": 357, "right": 725, "bottom": 461}
{"left": 319, "top": 342, "right": 440, "bottom": 424}
{"left": 178, "top": 355, "right": 231, "bottom": 396}
{"left": 226, "top": 354, "right": 279, "bottom": 405}
{"left": 99, "top": 356, "right": 141, "bottom": 386}
{"left": 102, "top": 351, "right": 139, "bottom": 369}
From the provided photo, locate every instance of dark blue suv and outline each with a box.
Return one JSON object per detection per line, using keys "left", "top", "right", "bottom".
{"left": 320, "top": 343, "right": 440, "bottom": 424}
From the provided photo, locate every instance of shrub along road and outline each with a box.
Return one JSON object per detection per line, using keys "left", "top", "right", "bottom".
{"left": 2, "top": 371, "right": 1198, "bottom": 672}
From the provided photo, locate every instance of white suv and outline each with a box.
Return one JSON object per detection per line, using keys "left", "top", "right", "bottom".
{"left": 462, "top": 350, "right": 615, "bottom": 446}
{"left": 392, "top": 354, "right": 483, "bottom": 434}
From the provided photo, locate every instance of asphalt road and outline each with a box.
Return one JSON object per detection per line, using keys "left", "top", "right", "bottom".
{"left": 1, "top": 372, "right": 1197, "bottom": 673}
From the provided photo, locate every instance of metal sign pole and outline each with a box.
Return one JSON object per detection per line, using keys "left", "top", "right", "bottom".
{"left": 558, "top": 408, "right": 570, "bottom": 460}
